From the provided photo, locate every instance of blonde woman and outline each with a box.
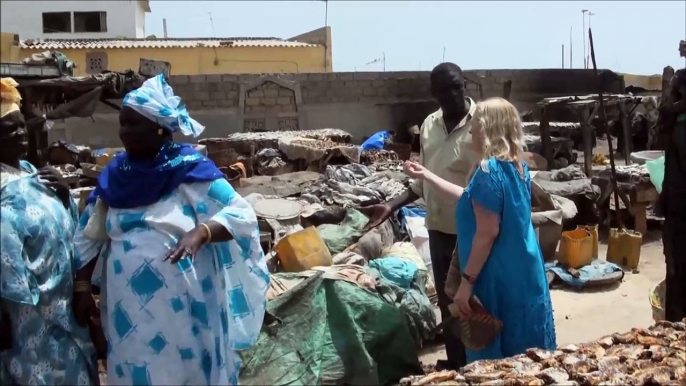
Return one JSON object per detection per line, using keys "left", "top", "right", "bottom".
{"left": 404, "top": 97, "right": 556, "bottom": 362}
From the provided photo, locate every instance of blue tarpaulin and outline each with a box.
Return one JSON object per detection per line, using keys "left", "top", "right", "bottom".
{"left": 545, "top": 260, "right": 624, "bottom": 288}
{"left": 361, "top": 131, "right": 392, "bottom": 151}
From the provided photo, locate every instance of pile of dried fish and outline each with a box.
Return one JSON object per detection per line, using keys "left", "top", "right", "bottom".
{"left": 224, "top": 128, "right": 352, "bottom": 143}
{"left": 361, "top": 149, "right": 400, "bottom": 165}
{"left": 612, "top": 164, "right": 651, "bottom": 185}
{"left": 255, "top": 148, "right": 289, "bottom": 175}
{"left": 522, "top": 121, "right": 581, "bottom": 135}
{"left": 401, "top": 318, "right": 686, "bottom": 385}
{"left": 290, "top": 138, "right": 356, "bottom": 150}
{"left": 299, "top": 164, "right": 407, "bottom": 207}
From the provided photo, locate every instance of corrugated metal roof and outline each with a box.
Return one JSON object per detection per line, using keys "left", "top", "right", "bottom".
{"left": 19, "top": 37, "right": 320, "bottom": 50}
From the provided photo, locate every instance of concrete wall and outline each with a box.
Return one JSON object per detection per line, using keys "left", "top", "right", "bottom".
{"left": 0, "top": 33, "right": 21, "bottom": 63}
{"left": 0, "top": 1, "right": 144, "bottom": 39}
{"left": 15, "top": 27, "right": 331, "bottom": 76}
{"left": 19, "top": 45, "right": 330, "bottom": 76}
{"left": 49, "top": 69, "right": 625, "bottom": 149}
{"left": 289, "top": 27, "right": 333, "bottom": 73}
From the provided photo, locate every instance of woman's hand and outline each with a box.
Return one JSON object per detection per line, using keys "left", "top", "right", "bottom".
{"left": 164, "top": 225, "right": 209, "bottom": 264}
{"left": 72, "top": 291, "right": 107, "bottom": 357}
{"left": 38, "top": 167, "right": 71, "bottom": 209}
{"left": 72, "top": 291, "right": 98, "bottom": 328}
{"left": 403, "top": 161, "right": 429, "bottom": 179}
{"left": 454, "top": 280, "right": 474, "bottom": 319}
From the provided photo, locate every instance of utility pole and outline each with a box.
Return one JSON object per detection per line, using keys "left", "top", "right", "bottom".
{"left": 383, "top": 52, "right": 386, "bottom": 72}
{"left": 588, "top": 11, "right": 595, "bottom": 68}
{"left": 442, "top": 47, "right": 446, "bottom": 63}
{"left": 582, "top": 9, "right": 588, "bottom": 69}
{"left": 163, "top": 18, "right": 168, "bottom": 38}
{"left": 324, "top": 0, "right": 328, "bottom": 27}
{"left": 569, "top": 26, "right": 573, "bottom": 69}
{"left": 562, "top": 44, "right": 565, "bottom": 69}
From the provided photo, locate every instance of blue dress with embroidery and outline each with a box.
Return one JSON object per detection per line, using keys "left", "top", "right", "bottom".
{"left": 0, "top": 161, "right": 98, "bottom": 385}
{"left": 74, "top": 143, "right": 269, "bottom": 385}
{"left": 456, "top": 157, "right": 556, "bottom": 363}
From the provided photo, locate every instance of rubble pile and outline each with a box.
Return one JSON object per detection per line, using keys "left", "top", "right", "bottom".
{"left": 400, "top": 318, "right": 686, "bottom": 386}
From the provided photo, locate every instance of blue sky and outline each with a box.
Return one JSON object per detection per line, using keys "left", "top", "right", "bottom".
{"left": 147, "top": 1, "right": 686, "bottom": 75}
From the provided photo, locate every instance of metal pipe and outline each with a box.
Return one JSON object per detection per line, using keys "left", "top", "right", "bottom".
{"left": 582, "top": 10, "right": 588, "bottom": 68}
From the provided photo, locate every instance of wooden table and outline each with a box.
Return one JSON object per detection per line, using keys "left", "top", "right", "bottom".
{"left": 608, "top": 181, "right": 659, "bottom": 235}
{"left": 629, "top": 183, "right": 659, "bottom": 235}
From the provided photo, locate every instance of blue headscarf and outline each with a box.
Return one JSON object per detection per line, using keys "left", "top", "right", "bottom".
{"left": 88, "top": 75, "right": 224, "bottom": 209}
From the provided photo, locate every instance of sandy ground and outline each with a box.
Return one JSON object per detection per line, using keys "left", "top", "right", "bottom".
{"left": 418, "top": 229, "right": 666, "bottom": 365}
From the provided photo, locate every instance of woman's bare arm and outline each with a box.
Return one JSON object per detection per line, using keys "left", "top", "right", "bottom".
{"left": 462, "top": 201, "right": 500, "bottom": 280}
{"left": 423, "top": 170, "right": 465, "bottom": 206}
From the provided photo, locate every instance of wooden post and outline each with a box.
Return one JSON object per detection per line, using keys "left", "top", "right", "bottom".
{"left": 649, "top": 66, "right": 675, "bottom": 150}
{"left": 502, "top": 80, "right": 512, "bottom": 101}
{"left": 539, "top": 107, "right": 554, "bottom": 170}
{"left": 580, "top": 106, "right": 594, "bottom": 177}
{"left": 618, "top": 101, "right": 632, "bottom": 164}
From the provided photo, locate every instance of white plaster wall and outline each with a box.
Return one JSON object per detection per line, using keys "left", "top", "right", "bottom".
{"left": 134, "top": 2, "right": 146, "bottom": 38}
{"left": 0, "top": 1, "right": 142, "bottom": 39}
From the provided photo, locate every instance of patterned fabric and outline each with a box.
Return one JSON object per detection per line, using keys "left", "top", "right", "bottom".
{"left": 87, "top": 142, "right": 224, "bottom": 209}
{"left": 123, "top": 74, "right": 204, "bottom": 137}
{"left": 74, "top": 179, "right": 269, "bottom": 385}
{"left": 0, "top": 160, "right": 98, "bottom": 385}
{"left": 455, "top": 157, "right": 557, "bottom": 363}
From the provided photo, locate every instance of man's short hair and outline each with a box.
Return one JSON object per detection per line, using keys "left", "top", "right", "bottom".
{"left": 431, "top": 62, "right": 463, "bottom": 80}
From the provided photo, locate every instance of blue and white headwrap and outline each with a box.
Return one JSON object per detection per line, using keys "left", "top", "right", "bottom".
{"left": 122, "top": 74, "right": 205, "bottom": 137}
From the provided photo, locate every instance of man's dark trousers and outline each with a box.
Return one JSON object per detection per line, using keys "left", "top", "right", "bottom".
{"left": 428, "top": 230, "right": 467, "bottom": 369}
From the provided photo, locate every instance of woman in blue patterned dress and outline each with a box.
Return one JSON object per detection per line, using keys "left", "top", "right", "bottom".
{"left": 0, "top": 78, "right": 99, "bottom": 385}
{"left": 403, "top": 97, "right": 556, "bottom": 363}
{"left": 72, "top": 74, "right": 269, "bottom": 385}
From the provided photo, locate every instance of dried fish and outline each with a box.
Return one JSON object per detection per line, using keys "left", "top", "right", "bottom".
{"left": 526, "top": 348, "right": 553, "bottom": 362}
{"left": 577, "top": 344, "right": 606, "bottom": 359}
{"left": 399, "top": 370, "right": 458, "bottom": 386}
{"left": 538, "top": 367, "right": 569, "bottom": 384}
{"left": 604, "top": 345, "right": 645, "bottom": 361}
{"left": 611, "top": 331, "right": 638, "bottom": 345}
{"left": 408, "top": 318, "right": 686, "bottom": 386}
{"left": 594, "top": 336, "right": 615, "bottom": 349}
{"left": 573, "top": 371, "right": 604, "bottom": 385}
{"left": 648, "top": 344, "right": 674, "bottom": 361}
{"left": 464, "top": 371, "right": 508, "bottom": 384}
{"left": 636, "top": 334, "right": 670, "bottom": 347}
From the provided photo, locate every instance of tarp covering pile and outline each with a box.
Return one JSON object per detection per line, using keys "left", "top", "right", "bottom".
{"left": 238, "top": 272, "right": 424, "bottom": 385}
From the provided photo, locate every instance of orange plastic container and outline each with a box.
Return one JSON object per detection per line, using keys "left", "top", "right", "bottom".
{"left": 606, "top": 228, "right": 642, "bottom": 270}
{"left": 558, "top": 228, "right": 593, "bottom": 269}
{"left": 577, "top": 225, "right": 599, "bottom": 259}
{"left": 275, "top": 226, "right": 333, "bottom": 272}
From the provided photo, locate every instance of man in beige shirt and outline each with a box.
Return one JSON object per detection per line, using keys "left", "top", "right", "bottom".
{"left": 362, "top": 62, "right": 479, "bottom": 369}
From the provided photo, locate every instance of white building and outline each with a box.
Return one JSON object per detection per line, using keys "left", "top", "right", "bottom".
{"left": 0, "top": 0, "right": 150, "bottom": 39}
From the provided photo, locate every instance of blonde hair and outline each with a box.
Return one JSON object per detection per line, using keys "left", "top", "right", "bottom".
{"left": 471, "top": 97, "right": 526, "bottom": 171}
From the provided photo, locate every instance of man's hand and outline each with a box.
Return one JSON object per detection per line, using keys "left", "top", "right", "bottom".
{"left": 357, "top": 203, "right": 393, "bottom": 232}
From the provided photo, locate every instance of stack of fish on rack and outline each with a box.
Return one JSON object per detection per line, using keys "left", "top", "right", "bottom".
{"left": 401, "top": 318, "right": 686, "bottom": 385}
